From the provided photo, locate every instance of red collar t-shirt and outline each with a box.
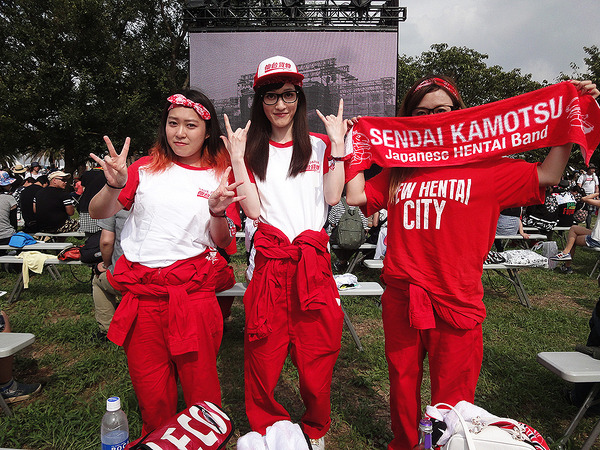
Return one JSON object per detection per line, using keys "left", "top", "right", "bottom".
{"left": 364, "top": 158, "right": 544, "bottom": 326}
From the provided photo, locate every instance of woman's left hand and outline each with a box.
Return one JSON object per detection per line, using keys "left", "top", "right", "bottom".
{"left": 208, "top": 167, "right": 246, "bottom": 217}
{"left": 571, "top": 80, "right": 599, "bottom": 99}
{"left": 316, "top": 98, "right": 349, "bottom": 147}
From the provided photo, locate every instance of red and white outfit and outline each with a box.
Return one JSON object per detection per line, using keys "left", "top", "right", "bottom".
{"left": 244, "top": 134, "right": 344, "bottom": 439}
{"left": 106, "top": 156, "right": 239, "bottom": 435}
{"left": 362, "top": 158, "right": 544, "bottom": 449}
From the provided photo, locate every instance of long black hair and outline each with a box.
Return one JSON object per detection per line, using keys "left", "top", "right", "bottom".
{"left": 245, "top": 82, "right": 312, "bottom": 181}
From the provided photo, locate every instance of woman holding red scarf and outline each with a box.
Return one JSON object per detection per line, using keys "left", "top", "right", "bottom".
{"left": 89, "top": 89, "right": 243, "bottom": 436}
{"left": 346, "top": 76, "right": 598, "bottom": 449}
{"left": 222, "top": 56, "right": 350, "bottom": 449}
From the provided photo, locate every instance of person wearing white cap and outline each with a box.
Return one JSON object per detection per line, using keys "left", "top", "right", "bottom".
{"left": 0, "top": 171, "right": 17, "bottom": 245}
{"left": 223, "top": 55, "right": 352, "bottom": 450}
{"left": 33, "top": 170, "right": 78, "bottom": 232}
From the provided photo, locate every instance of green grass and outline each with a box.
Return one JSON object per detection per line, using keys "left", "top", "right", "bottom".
{"left": 1, "top": 237, "right": 600, "bottom": 449}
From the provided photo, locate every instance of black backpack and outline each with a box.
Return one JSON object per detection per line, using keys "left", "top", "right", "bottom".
{"left": 331, "top": 198, "right": 366, "bottom": 250}
{"left": 79, "top": 230, "right": 103, "bottom": 264}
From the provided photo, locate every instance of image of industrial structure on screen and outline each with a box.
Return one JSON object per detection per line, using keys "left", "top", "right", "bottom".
{"left": 191, "top": 31, "right": 398, "bottom": 133}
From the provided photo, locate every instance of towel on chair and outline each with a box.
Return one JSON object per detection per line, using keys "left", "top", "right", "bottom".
{"left": 16, "top": 251, "right": 55, "bottom": 288}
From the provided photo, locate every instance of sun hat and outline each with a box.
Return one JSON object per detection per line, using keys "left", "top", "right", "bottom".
{"left": 48, "top": 170, "right": 70, "bottom": 181}
{"left": 253, "top": 56, "right": 304, "bottom": 91}
{"left": 0, "top": 171, "right": 16, "bottom": 186}
{"left": 12, "top": 164, "right": 27, "bottom": 174}
{"left": 30, "top": 161, "right": 41, "bottom": 168}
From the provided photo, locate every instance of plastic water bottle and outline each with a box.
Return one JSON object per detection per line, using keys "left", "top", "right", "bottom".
{"left": 101, "top": 396, "right": 129, "bottom": 450}
{"left": 418, "top": 418, "right": 433, "bottom": 449}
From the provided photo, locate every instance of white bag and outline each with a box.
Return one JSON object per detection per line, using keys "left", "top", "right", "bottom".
{"left": 430, "top": 402, "right": 542, "bottom": 450}
{"left": 531, "top": 241, "right": 559, "bottom": 270}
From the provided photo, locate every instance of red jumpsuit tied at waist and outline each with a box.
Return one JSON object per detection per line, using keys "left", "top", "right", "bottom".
{"left": 106, "top": 252, "right": 216, "bottom": 355}
{"left": 246, "top": 223, "right": 338, "bottom": 342}
{"left": 385, "top": 278, "right": 480, "bottom": 330}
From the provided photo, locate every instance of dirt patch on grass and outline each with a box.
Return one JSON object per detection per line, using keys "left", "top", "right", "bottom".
{"left": 531, "top": 291, "right": 592, "bottom": 315}
{"left": 43, "top": 308, "right": 80, "bottom": 324}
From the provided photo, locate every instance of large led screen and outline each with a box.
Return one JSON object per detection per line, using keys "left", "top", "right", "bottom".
{"left": 190, "top": 31, "right": 398, "bottom": 133}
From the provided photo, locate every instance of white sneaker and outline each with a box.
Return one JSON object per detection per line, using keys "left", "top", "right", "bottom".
{"left": 309, "top": 437, "right": 325, "bottom": 450}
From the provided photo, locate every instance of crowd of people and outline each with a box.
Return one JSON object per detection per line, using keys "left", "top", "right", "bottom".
{"left": 2, "top": 56, "right": 599, "bottom": 450}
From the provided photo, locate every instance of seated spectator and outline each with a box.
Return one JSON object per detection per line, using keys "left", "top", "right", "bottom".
{"left": 92, "top": 210, "right": 129, "bottom": 337}
{"left": 19, "top": 176, "right": 48, "bottom": 233}
{"left": 33, "top": 171, "right": 79, "bottom": 233}
{"left": 578, "top": 164, "right": 599, "bottom": 228}
{"left": 522, "top": 186, "right": 559, "bottom": 233}
{"left": 494, "top": 207, "right": 528, "bottom": 252}
{"left": 12, "top": 176, "right": 34, "bottom": 226}
{"left": 27, "top": 162, "right": 43, "bottom": 180}
{"left": 551, "top": 192, "right": 600, "bottom": 274}
{"left": 554, "top": 180, "right": 577, "bottom": 227}
{"left": 0, "top": 310, "right": 41, "bottom": 403}
{"left": 367, "top": 208, "right": 387, "bottom": 245}
{"left": 77, "top": 164, "right": 105, "bottom": 236}
{"left": 327, "top": 195, "right": 369, "bottom": 272}
{"left": 0, "top": 171, "right": 17, "bottom": 246}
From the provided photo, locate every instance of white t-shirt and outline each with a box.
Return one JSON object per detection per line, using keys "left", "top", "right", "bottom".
{"left": 592, "top": 217, "right": 600, "bottom": 242}
{"left": 250, "top": 133, "right": 333, "bottom": 242}
{"left": 118, "top": 157, "right": 234, "bottom": 268}
{"left": 578, "top": 172, "right": 599, "bottom": 195}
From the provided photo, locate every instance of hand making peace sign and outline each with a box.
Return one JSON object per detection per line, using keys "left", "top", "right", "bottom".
{"left": 89, "top": 136, "right": 130, "bottom": 188}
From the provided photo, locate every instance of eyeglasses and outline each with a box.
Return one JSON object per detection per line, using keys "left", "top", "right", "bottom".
{"left": 411, "top": 105, "right": 458, "bottom": 116}
{"left": 262, "top": 90, "right": 298, "bottom": 106}
{"left": 54, "top": 178, "right": 66, "bottom": 182}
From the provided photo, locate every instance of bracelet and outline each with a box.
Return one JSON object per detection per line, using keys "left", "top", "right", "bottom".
{"left": 209, "top": 208, "right": 226, "bottom": 218}
{"left": 106, "top": 181, "right": 126, "bottom": 190}
{"left": 329, "top": 154, "right": 352, "bottom": 162}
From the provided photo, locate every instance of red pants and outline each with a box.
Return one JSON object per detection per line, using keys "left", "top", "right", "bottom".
{"left": 382, "top": 286, "right": 483, "bottom": 450}
{"left": 123, "top": 295, "right": 223, "bottom": 435}
{"left": 244, "top": 278, "right": 344, "bottom": 439}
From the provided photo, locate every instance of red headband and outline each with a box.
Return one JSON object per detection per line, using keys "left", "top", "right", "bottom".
{"left": 167, "top": 94, "right": 211, "bottom": 121}
{"left": 414, "top": 78, "right": 460, "bottom": 100}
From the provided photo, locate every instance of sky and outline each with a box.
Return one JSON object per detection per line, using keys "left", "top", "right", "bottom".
{"left": 398, "top": 0, "right": 598, "bottom": 83}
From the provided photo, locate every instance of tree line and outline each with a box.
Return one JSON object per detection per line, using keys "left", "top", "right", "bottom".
{"left": 1, "top": 1, "right": 598, "bottom": 173}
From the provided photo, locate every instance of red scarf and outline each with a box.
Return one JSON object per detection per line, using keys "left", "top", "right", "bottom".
{"left": 345, "top": 82, "right": 600, "bottom": 181}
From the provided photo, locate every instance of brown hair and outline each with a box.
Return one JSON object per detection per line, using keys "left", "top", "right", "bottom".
{"left": 245, "top": 82, "right": 312, "bottom": 181}
{"left": 145, "top": 89, "right": 229, "bottom": 176}
{"left": 389, "top": 75, "right": 466, "bottom": 200}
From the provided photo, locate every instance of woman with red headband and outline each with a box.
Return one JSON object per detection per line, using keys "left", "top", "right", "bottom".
{"left": 223, "top": 56, "right": 350, "bottom": 450}
{"left": 89, "top": 89, "right": 243, "bottom": 436}
{"left": 346, "top": 75, "right": 599, "bottom": 449}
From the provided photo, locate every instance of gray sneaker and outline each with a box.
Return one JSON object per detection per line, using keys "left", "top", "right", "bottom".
{"left": 0, "top": 379, "right": 42, "bottom": 404}
{"left": 551, "top": 252, "right": 572, "bottom": 261}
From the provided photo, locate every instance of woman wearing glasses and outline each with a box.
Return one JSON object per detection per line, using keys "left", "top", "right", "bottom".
{"left": 222, "top": 56, "right": 350, "bottom": 449}
{"left": 346, "top": 75, "right": 599, "bottom": 449}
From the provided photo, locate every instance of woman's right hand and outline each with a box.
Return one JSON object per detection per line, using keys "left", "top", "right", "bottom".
{"left": 221, "top": 114, "right": 250, "bottom": 163}
{"left": 90, "top": 136, "right": 130, "bottom": 188}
